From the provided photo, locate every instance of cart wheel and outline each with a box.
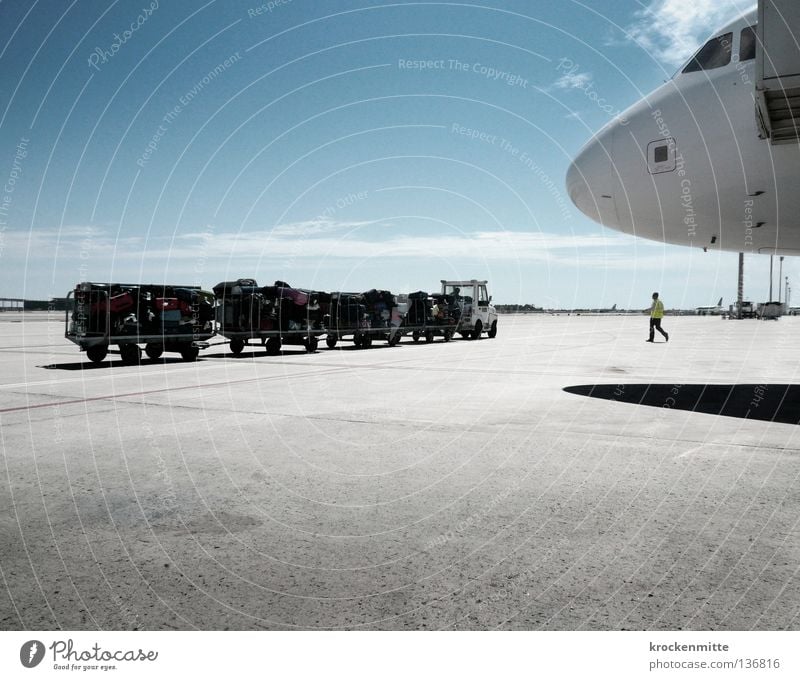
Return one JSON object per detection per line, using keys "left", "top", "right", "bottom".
{"left": 86, "top": 345, "right": 108, "bottom": 363}
{"left": 229, "top": 338, "right": 245, "bottom": 355}
{"left": 443, "top": 329, "right": 452, "bottom": 342}
{"left": 412, "top": 331, "right": 420, "bottom": 343}
{"left": 180, "top": 345, "right": 200, "bottom": 362}
{"left": 266, "top": 337, "right": 281, "bottom": 355}
{"left": 471, "top": 320, "right": 483, "bottom": 340}
{"left": 488, "top": 320, "right": 497, "bottom": 338}
{"left": 425, "top": 330, "right": 434, "bottom": 343}
{"left": 145, "top": 343, "right": 163, "bottom": 360}
{"left": 326, "top": 334, "right": 338, "bottom": 349}
{"left": 305, "top": 336, "right": 318, "bottom": 353}
{"left": 119, "top": 343, "right": 141, "bottom": 364}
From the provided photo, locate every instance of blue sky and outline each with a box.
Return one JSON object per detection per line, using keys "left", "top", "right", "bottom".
{"left": 1, "top": 0, "right": 784, "bottom": 308}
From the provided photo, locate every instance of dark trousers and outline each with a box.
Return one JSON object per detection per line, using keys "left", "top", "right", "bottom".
{"left": 649, "top": 317, "right": 667, "bottom": 341}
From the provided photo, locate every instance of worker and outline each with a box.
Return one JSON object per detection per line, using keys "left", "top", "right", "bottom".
{"left": 647, "top": 292, "right": 669, "bottom": 342}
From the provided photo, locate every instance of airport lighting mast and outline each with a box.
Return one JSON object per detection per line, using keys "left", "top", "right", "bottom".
{"left": 737, "top": 252, "right": 744, "bottom": 319}
{"left": 769, "top": 255, "right": 774, "bottom": 301}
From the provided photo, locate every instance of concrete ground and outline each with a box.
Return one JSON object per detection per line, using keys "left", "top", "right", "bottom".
{"left": 0, "top": 312, "right": 798, "bottom": 630}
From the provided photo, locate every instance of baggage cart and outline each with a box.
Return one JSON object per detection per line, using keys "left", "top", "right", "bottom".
{"left": 394, "top": 291, "right": 458, "bottom": 343}
{"left": 324, "top": 292, "right": 372, "bottom": 348}
{"left": 324, "top": 290, "right": 402, "bottom": 348}
{"left": 214, "top": 279, "right": 326, "bottom": 355}
{"left": 65, "top": 282, "right": 215, "bottom": 363}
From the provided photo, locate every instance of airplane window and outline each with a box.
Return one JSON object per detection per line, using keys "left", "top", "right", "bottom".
{"left": 654, "top": 145, "right": 669, "bottom": 163}
{"left": 682, "top": 32, "right": 733, "bottom": 73}
{"left": 740, "top": 26, "right": 756, "bottom": 61}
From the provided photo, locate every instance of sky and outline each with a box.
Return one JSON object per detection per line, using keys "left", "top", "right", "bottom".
{"left": 0, "top": 0, "right": 786, "bottom": 308}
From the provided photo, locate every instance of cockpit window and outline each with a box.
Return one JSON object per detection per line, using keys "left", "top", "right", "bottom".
{"left": 682, "top": 32, "right": 733, "bottom": 73}
{"left": 740, "top": 26, "right": 756, "bottom": 61}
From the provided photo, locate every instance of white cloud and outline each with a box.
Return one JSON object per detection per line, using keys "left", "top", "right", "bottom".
{"left": 264, "top": 218, "right": 387, "bottom": 237}
{"left": 624, "top": 0, "right": 756, "bottom": 67}
{"left": 554, "top": 71, "right": 593, "bottom": 89}
{"left": 156, "top": 228, "right": 654, "bottom": 264}
{"left": 2, "top": 224, "right": 658, "bottom": 267}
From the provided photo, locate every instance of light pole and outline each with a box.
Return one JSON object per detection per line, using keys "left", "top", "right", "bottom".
{"left": 737, "top": 252, "right": 744, "bottom": 319}
{"left": 769, "top": 255, "right": 774, "bottom": 301}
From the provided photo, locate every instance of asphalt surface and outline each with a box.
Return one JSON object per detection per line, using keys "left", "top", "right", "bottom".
{"left": 1, "top": 312, "right": 798, "bottom": 630}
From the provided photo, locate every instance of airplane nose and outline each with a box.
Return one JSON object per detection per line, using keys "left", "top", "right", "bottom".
{"left": 566, "top": 130, "right": 618, "bottom": 227}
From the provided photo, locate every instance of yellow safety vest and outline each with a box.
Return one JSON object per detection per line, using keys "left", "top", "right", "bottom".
{"left": 651, "top": 299, "right": 664, "bottom": 319}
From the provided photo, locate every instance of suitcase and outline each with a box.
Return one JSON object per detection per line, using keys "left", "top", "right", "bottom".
{"left": 155, "top": 298, "right": 181, "bottom": 311}
{"left": 96, "top": 291, "right": 135, "bottom": 314}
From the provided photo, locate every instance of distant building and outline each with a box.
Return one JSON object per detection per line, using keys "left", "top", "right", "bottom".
{"left": 0, "top": 297, "right": 24, "bottom": 312}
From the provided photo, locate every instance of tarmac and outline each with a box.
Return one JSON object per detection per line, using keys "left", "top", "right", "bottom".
{"left": 0, "top": 311, "right": 798, "bottom": 630}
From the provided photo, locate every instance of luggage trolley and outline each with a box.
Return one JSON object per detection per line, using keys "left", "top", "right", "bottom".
{"left": 324, "top": 290, "right": 402, "bottom": 348}
{"left": 362, "top": 289, "right": 403, "bottom": 346}
{"left": 65, "top": 281, "right": 215, "bottom": 363}
{"left": 324, "top": 292, "right": 371, "bottom": 348}
{"left": 396, "top": 291, "right": 458, "bottom": 343}
{"left": 214, "top": 279, "right": 326, "bottom": 355}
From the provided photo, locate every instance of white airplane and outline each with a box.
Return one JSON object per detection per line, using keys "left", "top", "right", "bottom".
{"left": 567, "top": 3, "right": 800, "bottom": 254}
{"left": 696, "top": 297, "right": 724, "bottom": 314}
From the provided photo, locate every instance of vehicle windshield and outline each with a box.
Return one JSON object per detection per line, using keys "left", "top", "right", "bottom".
{"left": 682, "top": 32, "right": 733, "bottom": 73}
{"left": 443, "top": 285, "right": 470, "bottom": 300}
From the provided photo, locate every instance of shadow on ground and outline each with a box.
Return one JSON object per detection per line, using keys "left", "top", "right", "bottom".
{"left": 40, "top": 358, "right": 199, "bottom": 370}
{"left": 563, "top": 384, "right": 800, "bottom": 425}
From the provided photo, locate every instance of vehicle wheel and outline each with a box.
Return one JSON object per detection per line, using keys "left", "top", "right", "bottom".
{"left": 471, "top": 320, "right": 483, "bottom": 340}
{"left": 180, "top": 345, "right": 200, "bottom": 362}
{"left": 229, "top": 338, "right": 245, "bottom": 355}
{"left": 412, "top": 331, "right": 420, "bottom": 343}
{"left": 119, "top": 343, "right": 141, "bottom": 364}
{"left": 488, "top": 320, "right": 497, "bottom": 338}
{"left": 266, "top": 337, "right": 281, "bottom": 355}
{"left": 305, "top": 336, "right": 318, "bottom": 353}
{"left": 326, "top": 334, "right": 338, "bottom": 349}
{"left": 425, "top": 331, "right": 434, "bottom": 343}
{"left": 86, "top": 345, "right": 108, "bottom": 363}
{"left": 145, "top": 343, "right": 163, "bottom": 360}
